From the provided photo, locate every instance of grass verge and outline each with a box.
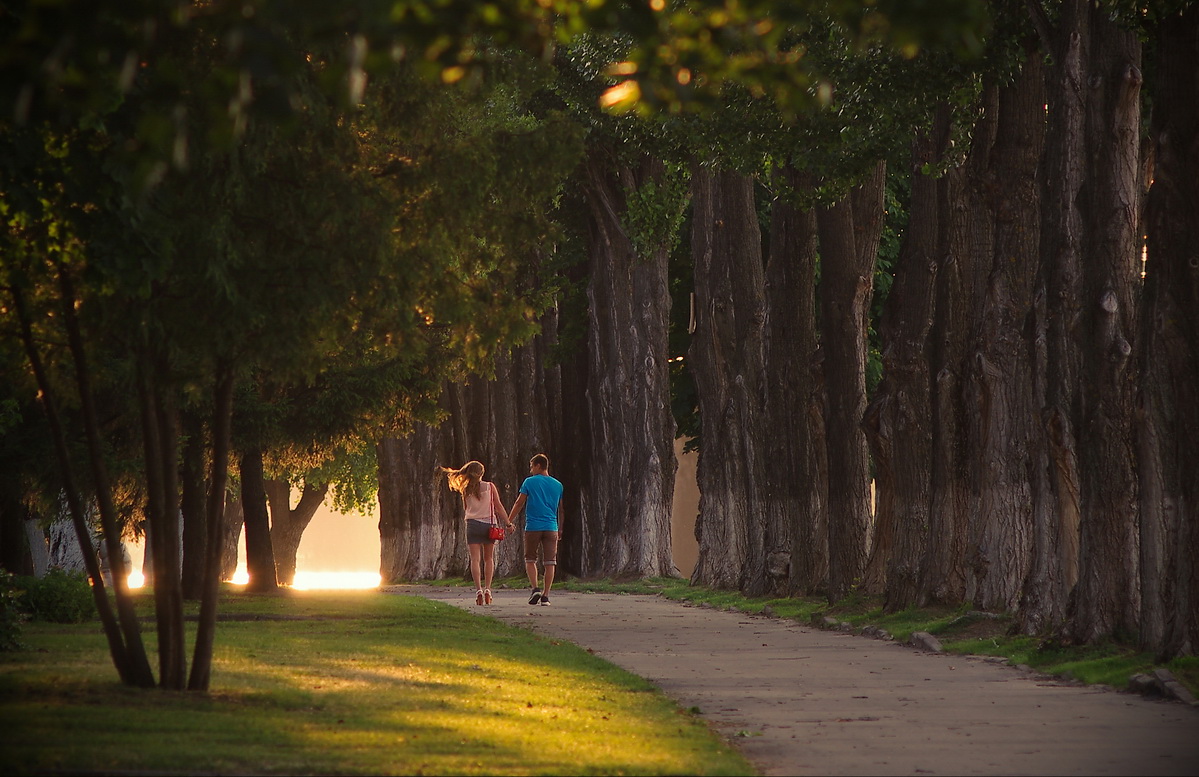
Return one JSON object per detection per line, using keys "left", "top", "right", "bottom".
{"left": 551, "top": 575, "right": 1199, "bottom": 699}
{"left": 0, "top": 588, "right": 753, "bottom": 776}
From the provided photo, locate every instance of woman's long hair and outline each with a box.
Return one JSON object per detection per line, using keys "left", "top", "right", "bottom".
{"left": 441, "top": 460, "right": 485, "bottom": 504}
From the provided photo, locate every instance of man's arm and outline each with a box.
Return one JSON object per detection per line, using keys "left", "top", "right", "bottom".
{"left": 510, "top": 494, "right": 528, "bottom": 526}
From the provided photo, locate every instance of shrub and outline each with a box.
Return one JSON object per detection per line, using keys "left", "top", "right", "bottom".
{"left": 0, "top": 568, "right": 24, "bottom": 651}
{"left": 16, "top": 568, "right": 96, "bottom": 623}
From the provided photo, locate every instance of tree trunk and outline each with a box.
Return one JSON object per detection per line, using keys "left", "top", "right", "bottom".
{"left": 1024, "top": 0, "right": 1087, "bottom": 633}
{"left": 864, "top": 117, "right": 944, "bottom": 610}
{"left": 180, "top": 412, "right": 207, "bottom": 600}
{"left": 9, "top": 281, "right": 144, "bottom": 686}
{"left": 577, "top": 146, "right": 677, "bottom": 578}
{"left": 240, "top": 447, "right": 277, "bottom": 593}
{"left": 0, "top": 484, "right": 34, "bottom": 576}
{"left": 1069, "top": 11, "right": 1143, "bottom": 644}
{"left": 1139, "top": 5, "right": 1199, "bottom": 660}
{"left": 378, "top": 418, "right": 468, "bottom": 583}
{"left": 265, "top": 479, "right": 329, "bottom": 585}
{"left": 966, "top": 45, "right": 1046, "bottom": 613}
{"left": 687, "top": 165, "right": 771, "bottom": 593}
{"left": 767, "top": 166, "right": 828, "bottom": 596}
{"left": 53, "top": 265, "right": 156, "bottom": 687}
{"left": 137, "top": 357, "right": 186, "bottom": 689}
{"left": 189, "top": 367, "right": 234, "bottom": 691}
{"left": 219, "top": 493, "right": 243, "bottom": 581}
{"left": 921, "top": 168, "right": 974, "bottom": 605}
{"left": 816, "top": 162, "right": 885, "bottom": 603}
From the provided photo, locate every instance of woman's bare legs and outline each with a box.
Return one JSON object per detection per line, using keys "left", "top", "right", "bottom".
{"left": 482, "top": 542, "right": 495, "bottom": 594}
{"left": 468, "top": 543, "right": 483, "bottom": 603}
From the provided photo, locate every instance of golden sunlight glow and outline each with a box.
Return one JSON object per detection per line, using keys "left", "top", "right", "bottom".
{"left": 650, "top": 0, "right": 665, "bottom": 10}
{"left": 599, "top": 80, "right": 641, "bottom": 111}
{"left": 291, "top": 571, "right": 382, "bottom": 591}
{"left": 605, "top": 60, "right": 638, "bottom": 76}
{"left": 127, "top": 569, "right": 145, "bottom": 589}
{"left": 230, "top": 568, "right": 250, "bottom": 586}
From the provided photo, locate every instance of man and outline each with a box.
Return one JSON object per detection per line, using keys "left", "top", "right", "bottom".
{"left": 508, "top": 453, "right": 563, "bottom": 606}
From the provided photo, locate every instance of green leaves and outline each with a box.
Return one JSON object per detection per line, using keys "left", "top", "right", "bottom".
{"left": 622, "top": 162, "right": 690, "bottom": 260}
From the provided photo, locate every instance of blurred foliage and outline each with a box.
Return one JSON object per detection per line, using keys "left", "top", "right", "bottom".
{"left": 13, "top": 568, "right": 95, "bottom": 623}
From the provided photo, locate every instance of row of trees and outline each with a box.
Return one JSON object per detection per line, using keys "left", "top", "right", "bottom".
{"left": 0, "top": 2, "right": 598, "bottom": 688}
{"left": 3, "top": 0, "right": 1193, "bottom": 692}
{"left": 380, "top": 0, "right": 1198, "bottom": 660}
{"left": 0, "top": 1, "right": 988, "bottom": 687}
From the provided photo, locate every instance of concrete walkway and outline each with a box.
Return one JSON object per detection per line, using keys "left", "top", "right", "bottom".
{"left": 388, "top": 584, "right": 1199, "bottom": 777}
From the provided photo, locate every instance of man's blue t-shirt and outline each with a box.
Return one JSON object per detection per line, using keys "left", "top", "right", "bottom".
{"left": 520, "top": 474, "right": 563, "bottom": 532}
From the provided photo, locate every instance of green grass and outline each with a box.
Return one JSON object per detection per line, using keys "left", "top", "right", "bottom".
{"left": 0, "top": 589, "right": 753, "bottom": 776}
{"left": 553, "top": 575, "right": 1199, "bottom": 698}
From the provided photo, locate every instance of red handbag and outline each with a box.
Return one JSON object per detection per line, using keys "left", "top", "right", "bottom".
{"left": 487, "top": 483, "right": 505, "bottom": 540}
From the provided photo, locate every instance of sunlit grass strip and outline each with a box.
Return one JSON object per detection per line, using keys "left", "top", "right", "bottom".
{"left": 0, "top": 590, "right": 752, "bottom": 776}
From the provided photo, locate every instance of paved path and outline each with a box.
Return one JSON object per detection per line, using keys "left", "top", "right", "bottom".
{"left": 388, "top": 585, "right": 1199, "bottom": 776}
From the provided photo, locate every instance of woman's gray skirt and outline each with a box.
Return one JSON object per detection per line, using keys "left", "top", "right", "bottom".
{"left": 465, "top": 519, "right": 496, "bottom": 545}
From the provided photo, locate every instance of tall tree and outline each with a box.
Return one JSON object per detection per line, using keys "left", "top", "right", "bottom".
{"left": 767, "top": 167, "right": 828, "bottom": 596}
{"left": 688, "top": 164, "right": 771, "bottom": 593}
{"left": 1138, "top": 4, "right": 1199, "bottom": 660}
{"left": 1022, "top": 0, "right": 1088, "bottom": 633}
{"left": 966, "top": 41, "right": 1046, "bottom": 613}
{"left": 862, "top": 113, "right": 944, "bottom": 610}
{"left": 574, "top": 145, "right": 679, "bottom": 577}
{"left": 1068, "top": 7, "right": 1143, "bottom": 644}
{"left": 816, "top": 161, "right": 886, "bottom": 602}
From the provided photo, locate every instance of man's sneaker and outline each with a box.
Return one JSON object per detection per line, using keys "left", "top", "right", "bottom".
{"left": 539, "top": 595, "right": 551, "bottom": 606}
{"left": 528, "top": 588, "right": 542, "bottom": 605}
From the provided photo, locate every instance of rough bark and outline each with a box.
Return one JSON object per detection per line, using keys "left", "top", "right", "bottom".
{"left": 922, "top": 165, "right": 975, "bottom": 605}
{"left": 816, "top": 162, "right": 885, "bottom": 603}
{"left": 1069, "top": 11, "right": 1143, "bottom": 644}
{"left": 864, "top": 117, "right": 944, "bottom": 610}
{"left": 688, "top": 165, "right": 771, "bottom": 594}
{"left": 377, "top": 424, "right": 461, "bottom": 583}
{"left": 1139, "top": 5, "right": 1199, "bottom": 660}
{"left": 1025, "top": 0, "right": 1087, "bottom": 633}
{"left": 767, "top": 166, "right": 828, "bottom": 596}
{"left": 239, "top": 447, "right": 277, "bottom": 593}
{"left": 966, "top": 47, "right": 1046, "bottom": 613}
{"left": 265, "top": 479, "right": 329, "bottom": 585}
{"left": 576, "top": 146, "right": 677, "bottom": 578}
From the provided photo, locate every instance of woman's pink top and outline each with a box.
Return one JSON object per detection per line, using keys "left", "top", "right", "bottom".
{"left": 463, "top": 481, "right": 498, "bottom": 524}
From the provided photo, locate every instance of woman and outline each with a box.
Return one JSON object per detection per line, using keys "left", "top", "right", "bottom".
{"left": 441, "top": 460, "right": 513, "bottom": 605}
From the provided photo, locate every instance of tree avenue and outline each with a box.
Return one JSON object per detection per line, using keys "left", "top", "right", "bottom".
{"left": 0, "top": 0, "right": 1195, "bottom": 701}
